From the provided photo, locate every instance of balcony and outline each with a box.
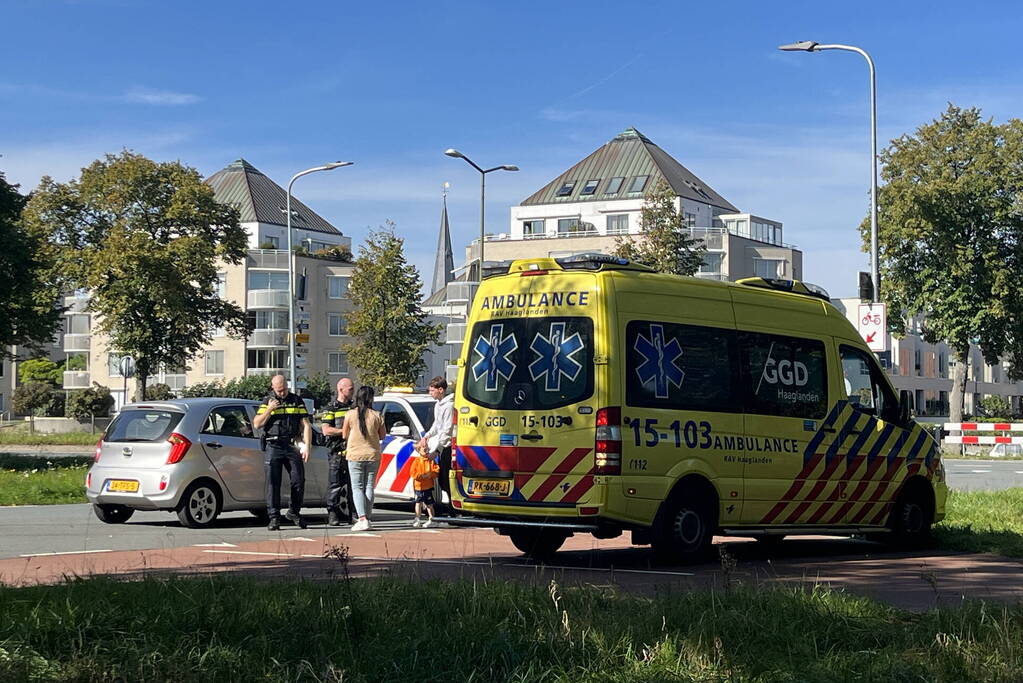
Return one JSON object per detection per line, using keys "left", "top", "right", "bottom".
{"left": 247, "top": 249, "right": 290, "bottom": 269}
{"left": 446, "top": 322, "right": 467, "bottom": 345}
{"left": 446, "top": 282, "right": 478, "bottom": 305}
{"left": 689, "top": 228, "right": 726, "bottom": 250}
{"left": 247, "top": 368, "right": 289, "bottom": 377}
{"left": 247, "top": 289, "right": 290, "bottom": 309}
{"left": 63, "top": 295, "right": 89, "bottom": 314}
{"left": 249, "top": 329, "right": 289, "bottom": 347}
{"left": 63, "top": 371, "right": 91, "bottom": 389}
{"left": 63, "top": 334, "right": 91, "bottom": 352}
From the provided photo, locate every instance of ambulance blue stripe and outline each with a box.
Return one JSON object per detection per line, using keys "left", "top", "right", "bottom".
{"left": 904, "top": 430, "right": 929, "bottom": 466}
{"left": 803, "top": 401, "right": 845, "bottom": 463}
{"left": 471, "top": 446, "right": 501, "bottom": 472}
{"left": 825, "top": 409, "right": 863, "bottom": 465}
{"left": 866, "top": 424, "right": 895, "bottom": 465}
{"left": 844, "top": 415, "right": 878, "bottom": 467}
{"left": 887, "top": 430, "right": 910, "bottom": 466}
{"left": 924, "top": 440, "right": 937, "bottom": 471}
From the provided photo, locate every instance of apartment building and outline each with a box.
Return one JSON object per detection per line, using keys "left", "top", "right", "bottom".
{"left": 465, "top": 128, "right": 802, "bottom": 282}
{"left": 61, "top": 159, "right": 355, "bottom": 407}
{"left": 832, "top": 298, "right": 1023, "bottom": 417}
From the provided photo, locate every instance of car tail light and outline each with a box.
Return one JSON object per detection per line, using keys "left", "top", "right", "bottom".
{"left": 94, "top": 439, "right": 103, "bottom": 463}
{"left": 166, "top": 433, "right": 192, "bottom": 464}
{"left": 520, "top": 270, "right": 548, "bottom": 277}
{"left": 86, "top": 472, "right": 92, "bottom": 489}
{"left": 594, "top": 407, "right": 621, "bottom": 475}
{"left": 451, "top": 407, "right": 460, "bottom": 472}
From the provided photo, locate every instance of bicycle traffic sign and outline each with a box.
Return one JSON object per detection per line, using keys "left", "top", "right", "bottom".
{"left": 857, "top": 303, "right": 887, "bottom": 353}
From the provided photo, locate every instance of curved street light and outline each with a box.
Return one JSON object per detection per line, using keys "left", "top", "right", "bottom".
{"left": 778, "top": 41, "right": 879, "bottom": 303}
{"left": 444, "top": 149, "right": 518, "bottom": 280}
{"left": 286, "top": 161, "right": 353, "bottom": 388}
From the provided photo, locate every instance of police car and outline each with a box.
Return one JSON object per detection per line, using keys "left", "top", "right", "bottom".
{"left": 370, "top": 390, "right": 444, "bottom": 502}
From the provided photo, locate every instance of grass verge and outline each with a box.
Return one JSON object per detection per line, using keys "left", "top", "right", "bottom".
{"left": 0, "top": 455, "right": 91, "bottom": 506}
{"left": 934, "top": 487, "right": 1023, "bottom": 558}
{"left": 0, "top": 429, "right": 100, "bottom": 446}
{"left": 1, "top": 575, "right": 1021, "bottom": 682}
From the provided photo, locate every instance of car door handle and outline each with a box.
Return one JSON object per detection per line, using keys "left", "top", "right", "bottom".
{"left": 520, "top": 433, "right": 543, "bottom": 441}
{"left": 205, "top": 442, "right": 223, "bottom": 449}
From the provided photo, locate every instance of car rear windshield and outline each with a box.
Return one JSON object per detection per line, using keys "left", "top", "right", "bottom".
{"left": 464, "top": 316, "right": 594, "bottom": 410}
{"left": 104, "top": 409, "right": 184, "bottom": 442}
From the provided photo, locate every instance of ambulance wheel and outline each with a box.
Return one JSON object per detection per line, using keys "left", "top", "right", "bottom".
{"left": 508, "top": 528, "right": 568, "bottom": 561}
{"left": 889, "top": 479, "right": 934, "bottom": 548}
{"left": 653, "top": 489, "right": 716, "bottom": 564}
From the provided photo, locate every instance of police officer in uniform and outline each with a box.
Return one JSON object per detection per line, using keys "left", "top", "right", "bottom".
{"left": 253, "top": 374, "right": 312, "bottom": 530}
{"left": 320, "top": 377, "right": 355, "bottom": 526}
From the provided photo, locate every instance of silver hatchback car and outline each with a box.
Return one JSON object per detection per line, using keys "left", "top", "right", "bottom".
{"left": 86, "top": 398, "right": 330, "bottom": 527}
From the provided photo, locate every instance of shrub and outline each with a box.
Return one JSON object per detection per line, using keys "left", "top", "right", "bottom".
{"left": 144, "top": 383, "right": 175, "bottom": 401}
{"left": 303, "top": 372, "right": 333, "bottom": 407}
{"left": 179, "top": 381, "right": 224, "bottom": 398}
{"left": 13, "top": 382, "right": 59, "bottom": 417}
{"left": 67, "top": 384, "right": 115, "bottom": 420}
{"left": 979, "top": 395, "right": 1013, "bottom": 419}
{"left": 179, "top": 376, "right": 272, "bottom": 400}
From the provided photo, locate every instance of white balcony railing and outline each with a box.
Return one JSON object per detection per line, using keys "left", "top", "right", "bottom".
{"left": 247, "top": 289, "right": 290, "bottom": 309}
{"left": 247, "top": 249, "right": 290, "bottom": 269}
{"left": 446, "top": 282, "right": 478, "bottom": 304}
{"left": 247, "top": 367, "right": 289, "bottom": 377}
{"left": 63, "top": 334, "right": 91, "bottom": 352}
{"left": 446, "top": 322, "right": 467, "bottom": 345}
{"left": 249, "top": 329, "right": 289, "bottom": 347}
{"left": 63, "top": 371, "right": 91, "bottom": 389}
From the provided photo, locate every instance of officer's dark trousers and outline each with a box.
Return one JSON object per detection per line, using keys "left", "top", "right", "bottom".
{"left": 325, "top": 452, "right": 353, "bottom": 521}
{"left": 265, "top": 444, "right": 304, "bottom": 517}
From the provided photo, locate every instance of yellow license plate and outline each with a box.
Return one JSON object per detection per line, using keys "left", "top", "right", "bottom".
{"left": 107, "top": 479, "right": 139, "bottom": 493}
{"left": 467, "top": 478, "right": 512, "bottom": 497}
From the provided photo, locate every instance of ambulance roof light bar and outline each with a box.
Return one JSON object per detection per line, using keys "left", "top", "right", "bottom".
{"left": 735, "top": 277, "right": 831, "bottom": 302}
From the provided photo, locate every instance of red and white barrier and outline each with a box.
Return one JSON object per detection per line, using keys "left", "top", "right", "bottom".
{"left": 944, "top": 435, "right": 1023, "bottom": 445}
{"left": 943, "top": 422, "right": 1023, "bottom": 431}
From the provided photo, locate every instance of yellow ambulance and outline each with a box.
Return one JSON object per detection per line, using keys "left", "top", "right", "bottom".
{"left": 448, "top": 254, "right": 947, "bottom": 562}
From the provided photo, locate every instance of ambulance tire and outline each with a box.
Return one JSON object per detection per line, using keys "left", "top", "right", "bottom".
{"left": 508, "top": 528, "right": 569, "bottom": 561}
{"left": 652, "top": 487, "right": 716, "bottom": 564}
{"left": 888, "top": 479, "right": 935, "bottom": 548}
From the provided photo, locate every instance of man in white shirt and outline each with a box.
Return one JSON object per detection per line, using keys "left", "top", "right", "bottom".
{"left": 418, "top": 376, "right": 455, "bottom": 501}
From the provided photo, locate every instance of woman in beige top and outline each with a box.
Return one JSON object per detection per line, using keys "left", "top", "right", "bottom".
{"left": 341, "top": 385, "right": 386, "bottom": 531}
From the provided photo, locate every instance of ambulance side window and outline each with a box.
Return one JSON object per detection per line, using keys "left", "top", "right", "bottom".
{"left": 741, "top": 332, "right": 828, "bottom": 419}
{"left": 839, "top": 345, "right": 899, "bottom": 423}
{"left": 624, "top": 320, "right": 737, "bottom": 412}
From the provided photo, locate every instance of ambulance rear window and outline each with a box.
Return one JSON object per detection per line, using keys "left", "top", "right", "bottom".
{"left": 464, "top": 317, "right": 594, "bottom": 410}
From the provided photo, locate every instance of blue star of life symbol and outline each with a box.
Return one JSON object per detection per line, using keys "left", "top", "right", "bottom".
{"left": 472, "top": 324, "right": 518, "bottom": 391}
{"left": 634, "top": 323, "right": 685, "bottom": 399}
{"left": 529, "top": 322, "right": 585, "bottom": 391}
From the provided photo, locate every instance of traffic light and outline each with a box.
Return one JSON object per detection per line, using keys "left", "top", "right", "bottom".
{"left": 858, "top": 272, "right": 873, "bottom": 301}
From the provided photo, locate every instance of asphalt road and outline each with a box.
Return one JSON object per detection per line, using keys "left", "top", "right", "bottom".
{"left": 0, "top": 502, "right": 419, "bottom": 560}
{"left": 942, "top": 458, "right": 1023, "bottom": 491}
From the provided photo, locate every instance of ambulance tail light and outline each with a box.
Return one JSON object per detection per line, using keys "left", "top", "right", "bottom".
{"left": 165, "top": 433, "right": 192, "bottom": 465}
{"left": 594, "top": 407, "right": 621, "bottom": 475}
{"left": 450, "top": 408, "right": 460, "bottom": 472}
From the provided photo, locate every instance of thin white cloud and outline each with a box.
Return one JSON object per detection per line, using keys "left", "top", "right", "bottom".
{"left": 121, "top": 87, "right": 201, "bottom": 106}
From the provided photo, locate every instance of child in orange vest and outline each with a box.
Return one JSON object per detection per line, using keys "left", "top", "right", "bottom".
{"left": 410, "top": 441, "right": 440, "bottom": 527}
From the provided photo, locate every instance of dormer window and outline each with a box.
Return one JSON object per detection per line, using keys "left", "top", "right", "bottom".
{"left": 556, "top": 181, "right": 576, "bottom": 197}
{"left": 580, "top": 179, "right": 600, "bottom": 195}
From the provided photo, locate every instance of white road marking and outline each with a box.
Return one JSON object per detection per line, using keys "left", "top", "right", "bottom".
{"left": 20, "top": 549, "right": 113, "bottom": 557}
{"left": 286, "top": 537, "right": 319, "bottom": 542}
{"left": 352, "top": 556, "right": 696, "bottom": 577}
{"left": 334, "top": 533, "right": 382, "bottom": 537}
{"left": 970, "top": 469, "right": 992, "bottom": 473}
{"left": 193, "top": 542, "right": 238, "bottom": 548}
{"left": 202, "top": 550, "right": 294, "bottom": 557}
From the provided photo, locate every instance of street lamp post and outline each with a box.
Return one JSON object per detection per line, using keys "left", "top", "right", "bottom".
{"left": 286, "top": 161, "right": 353, "bottom": 389}
{"left": 444, "top": 149, "right": 518, "bottom": 281}
{"left": 778, "top": 40, "right": 880, "bottom": 303}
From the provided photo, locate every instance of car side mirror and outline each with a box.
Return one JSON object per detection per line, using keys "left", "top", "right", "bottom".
{"left": 390, "top": 423, "right": 411, "bottom": 437}
{"left": 898, "top": 390, "right": 913, "bottom": 424}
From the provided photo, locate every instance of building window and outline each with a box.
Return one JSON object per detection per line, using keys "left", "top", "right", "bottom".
{"left": 66, "top": 314, "right": 90, "bottom": 335}
{"left": 580, "top": 179, "right": 600, "bottom": 195}
{"left": 328, "top": 352, "right": 348, "bottom": 374}
{"left": 263, "top": 235, "right": 279, "bottom": 248}
{"left": 108, "top": 352, "right": 126, "bottom": 377}
{"left": 606, "top": 214, "right": 629, "bottom": 235}
{"left": 215, "top": 272, "right": 227, "bottom": 299}
{"left": 205, "top": 350, "right": 224, "bottom": 376}
{"left": 605, "top": 177, "right": 624, "bottom": 195}
{"left": 699, "top": 253, "right": 724, "bottom": 274}
{"left": 327, "top": 276, "right": 350, "bottom": 299}
{"left": 247, "top": 271, "right": 289, "bottom": 291}
{"left": 684, "top": 212, "right": 697, "bottom": 228}
{"left": 753, "top": 259, "right": 784, "bottom": 279}
{"left": 328, "top": 313, "right": 347, "bottom": 336}
{"left": 557, "top": 218, "right": 585, "bottom": 235}
{"left": 628, "top": 175, "right": 649, "bottom": 193}
{"left": 0, "top": 362, "right": 5, "bottom": 379}
{"left": 556, "top": 181, "right": 576, "bottom": 197}
{"left": 914, "top": 349, "right": 922, "bottom": 375}
{"left": 247, "top": 310, "right": 288, "bottom": 330}
{"left": 522, "top": 220, "right": 545, "bottom": 237}
{"left": 247, "top": 349, "right": 288, "bottom": 370}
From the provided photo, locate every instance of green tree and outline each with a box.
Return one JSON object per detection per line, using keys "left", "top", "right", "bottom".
{"left": 67, "top": 384, "right": 115, "bottom": 421}
{"left": 344, "top": 224, "right": 440, "bottom": 387}
{"left": 23, "top": 151, "right": 251, "bottom": 401}
{"left": 611, "top": 179, "right": 707, "bottom": 275}
{"left": 864, "top": 105, "right": 1023, "bottom": 422}
{"left": 303, "top": 371, "right": 333, "bottom": 408}
{"left": 18, "top": 358, "right": 64, "bottom": 387}
{"left": 0, "top": 172, "right": 63, "bottom": 359}
{"left": 12, "top": 382, "right": 59, "bottom": 431}
{"left": 143, "top": 383, "right": 175, "bottom": 401}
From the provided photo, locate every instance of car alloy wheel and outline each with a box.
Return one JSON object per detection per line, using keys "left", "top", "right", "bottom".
{"left": 177, "top": 481, "right": 222, "bottom": 528}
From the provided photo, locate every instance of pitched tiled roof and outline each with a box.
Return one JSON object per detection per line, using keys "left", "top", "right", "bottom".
{"left": 520, "top": 128, "right": 738, "bottom": 212}
{"left": 206, "top": 159, "right": 342, "bottom": 236}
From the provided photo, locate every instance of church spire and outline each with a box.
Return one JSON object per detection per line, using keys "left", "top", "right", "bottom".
{"left": 431, "top": 182, "right": 455, "bottom": 295}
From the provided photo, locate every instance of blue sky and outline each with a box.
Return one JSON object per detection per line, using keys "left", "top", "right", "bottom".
{"left": 3, "top": 0, "right": 1023, "bottom": 297}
